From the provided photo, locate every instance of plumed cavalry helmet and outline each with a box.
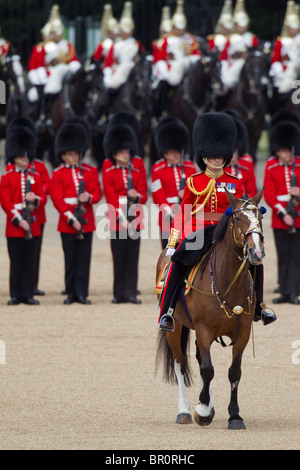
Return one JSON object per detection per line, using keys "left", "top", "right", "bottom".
{"left": 224, "top": 109, "right": 249, "bottom": 157}
{"left": 192, "top": 112, "right": 237, "bottom": 171}
{"left": 100, "top": 4, "right": 119, "bottom": 39}
{"left": 269, "top": 120, "right": 300, "bottom": 155}
{"left": 215, "top": 0, "right": 233, "bottom": 33}
{"left": 103, "top": 122, "right": 137, "bottom": 159}
{"left": 5, "top": 116, "right": 37, "bottom": 163}
{"left": 154, "top": 116, "right": 189, "bottom": 157}
{"left": 55, "top": 118, "right": 90, "bottom": 163}
{"left": 233, "top": 0, "right": 250, "bottom": 28}
{"left": 159, "top": 6, "right": 172, "bottom": 35}
{"left": 172, "top": 0, "right": 187, "bottom": 30}
{"left": 119, "top": 2, "right": 135, "bottom": 34}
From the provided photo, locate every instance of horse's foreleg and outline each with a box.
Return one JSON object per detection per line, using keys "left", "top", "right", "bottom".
{"left": 194, "top": 336, "right": 215, "bottom": 426}
{"left": 227, "top": 340, "right": 247, "bottom": 430}
{"left": 174, "top": 360, "right": 192, "bottom": 424}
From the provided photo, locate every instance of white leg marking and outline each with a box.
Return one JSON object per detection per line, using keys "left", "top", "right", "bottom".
{"left": 174, "top": 360, "right": 191, "bottom": 415}
{"left": 195, "top": 379, "right": 214, "bottom": 417}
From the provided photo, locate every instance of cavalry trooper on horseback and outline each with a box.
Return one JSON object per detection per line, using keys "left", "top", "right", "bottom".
{"left": 270, "top": 1, "right": 300, "bottom": 100}
{"left": 157, "top": 112, "right": 277, "bottom": 332}
{"left": 102, "top": 1, "right": 145, "bottom": 92}
{"left": 151, "top": 0, "right": 201, "bottom": 118}
{"left": 218, "top": 0, "right": 259, "bottom": 91}
{"left": 91, "top": 4, "right": 119, "bottom": 66}
{"left": 27, "top": 4, "right": 81, "bottom": 129}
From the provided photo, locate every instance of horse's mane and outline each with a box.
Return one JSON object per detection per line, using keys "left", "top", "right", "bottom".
{"left": 212, "top": 198, "right": 248, "bottom": 245}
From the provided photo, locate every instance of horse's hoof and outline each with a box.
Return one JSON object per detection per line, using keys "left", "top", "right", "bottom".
{"left": 227, "top": 418, "right": 246, "bottom": 430}
{"left": 176, "top": 413, "right": 193, "bottom": 424}
{"left": 194, "top": 407, "right": 215, "bottom": 426}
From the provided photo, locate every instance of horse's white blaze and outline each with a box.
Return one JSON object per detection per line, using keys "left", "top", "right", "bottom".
{"left": 196, "top": 379, "right": 214, "bottom": 417}
{"left": 245, "top": 210, "right": 263, "bottom": 259}
{"left": 174, "top": 360, "right": 191, "bottom": 415}
{"left": 251, "top": 232, "right": 263, "bottom": 259}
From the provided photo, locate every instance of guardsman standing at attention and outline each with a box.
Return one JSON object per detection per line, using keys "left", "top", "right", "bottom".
{"left": 151, "top": 116, "right": 197, "bottom": 248}
{"left": 224, "top": 110, "right": 257, "bottom": 198}
{"left": 0, "top": 117, "right": 47, "bottom": 305}
{"left": 102, "top": 121, "right": 148, "bottom": 304}
{"left": 157, "top": 112, "right": 276, "bottom": 331}
{"left": 5, "top": 117, "right": 51, "bottom": 297}
{"left": 264, "top": 118, "right": 300, "bottom": 305}
{"left": 50, "top": 118, "right": 102, "bottom": 305}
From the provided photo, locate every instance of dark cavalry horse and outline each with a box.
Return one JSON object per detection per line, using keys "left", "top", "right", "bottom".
{"left": 0, "top": 50, "right": 26, "bottom": 141}
{"left": 109, "top": 53, "right": 153, "bottom": 160}
{"left": 221, "top": 49, "right": 271, "bottom": 163}
{"left": 156, "top": 188, "right": 265, "bottom": 429}
{"left": 25, "top": 63, "right": 109, "bottom": 167}
{"left": 165, "top": 53, "right": 223, "bottom": 138}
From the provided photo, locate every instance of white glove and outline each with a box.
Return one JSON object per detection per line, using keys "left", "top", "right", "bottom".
{"left": 166, "top": 248, "right": 176, "bottom": 257}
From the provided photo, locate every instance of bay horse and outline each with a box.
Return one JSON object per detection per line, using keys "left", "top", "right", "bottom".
{"left": 222, "top": 49, "right": 271, "bottom": 163}
{"left": 0, "top": 50, "right": 26, "bottom": 140}
{"left": 167, "top": 53, "right": 223, "bottom": 135}
{"left": 109, "top": 53, "right": 153, "bottom": 160}
{"left": 155, "top": 188, "right": 265, "bottom": 429}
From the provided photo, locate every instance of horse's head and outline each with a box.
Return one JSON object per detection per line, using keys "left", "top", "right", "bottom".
{"left": 130, "top": 53, "right": 153, "bottom": 105}
{"left": 201, "top": 53, "right": 223, "bottom": 97}
{"left": 242, "top": 49, "right": 270, "bottom": 95}
{"left": 225, "top": 187, "right": 265, "bottom": 265}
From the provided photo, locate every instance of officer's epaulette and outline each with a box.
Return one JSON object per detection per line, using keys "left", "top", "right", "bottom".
{"left": 187, "top": 171, "right": 203, "bottom": 182}
{"left": 237, "top": 163, "right": 249, "bottom": 171}
{"left": 268, "top": 162, "right": 279, "bottom": 170}
{"left": 224, "top": 171, "right": 240, "bottom": 180}
{"left": 4, "top": 168, "right": 14, "bottom": 176}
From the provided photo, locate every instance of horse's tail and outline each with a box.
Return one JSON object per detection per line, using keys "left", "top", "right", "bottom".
{"left": 155, "top": 326, "right": 193, "bottom": 387}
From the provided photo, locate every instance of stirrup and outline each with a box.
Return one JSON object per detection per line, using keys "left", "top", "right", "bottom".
{"left": 255, "top": 302, "right": 277, "bottom": 326}
{"left": 158, "top": 309, "right": 175, "bottom": 332}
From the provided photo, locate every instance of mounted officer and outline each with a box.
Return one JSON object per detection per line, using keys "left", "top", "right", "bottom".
{"left": 157, "top": 112, "right": 277, "bottom": 331}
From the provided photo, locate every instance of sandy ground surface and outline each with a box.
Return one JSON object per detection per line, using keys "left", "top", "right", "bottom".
{"left": 0, "top": 149, "right": 299, "bottom": 451}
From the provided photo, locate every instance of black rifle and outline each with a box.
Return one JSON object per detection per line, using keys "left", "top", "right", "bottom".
{"left": 127, "top": 161, "right": 136, "bottom": 223}
{"left": 74, "top": 162, "right": 87, "bottom": 240}
{"left": 178, "top": 149, "right": 186, "bottom": 205}
{"left": 286, "top": 146, "right": 298, "bottom": 234}
{"left": 22, "top": 167, "right": 36, "bottom": 240}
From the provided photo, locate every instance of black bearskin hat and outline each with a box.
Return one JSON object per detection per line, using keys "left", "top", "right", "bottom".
{"left": 5, "top": 116, "right": 37, "bottom": 163}
{"left": 55, "top": 118, "right": 90, "bottom": 162}
{"left": 103, "top": 123, "right": 137, "bottom": 159}
{"left": 192, "top": 112, "right": 237, "bottom": 171}
{"left": 269, "top": 120, "right": 300, "bottom": 154}
{"left": 107, "top": 111, "right": 140, "bottom": 137}
{"left": 270, "top": 109, "right": 300, "bottom": 130}
{"left": 224, "top": 109, "right": 249, "bottom": 157}
{"left": 154, "top": 116, "right": 189, "bottom": 157}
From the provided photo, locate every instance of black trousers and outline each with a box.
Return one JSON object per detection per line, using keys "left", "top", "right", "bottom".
{"left": 61, "top": 232, "right": 93, "bottom": 298}
{"left": 7, "top": 236, "right": 38, "bottom": 299}
{"left": 110, "top": 231, "right": 141, "bottom": 300}
{"left": 34, "top": 223, "right": 44, "bottom": 289}
{"left": 273, "top": 228, "right": 300, "bottom": 296}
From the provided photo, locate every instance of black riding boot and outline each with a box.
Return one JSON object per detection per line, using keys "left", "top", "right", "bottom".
{"left": 36, "top": 93, "right": 56, "bottom": 128}
{"left": 251, "top": 264, "right": 277, "bottom": 325}
{"left": 158, "top": 261, "right": 189, "bottom": 332}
